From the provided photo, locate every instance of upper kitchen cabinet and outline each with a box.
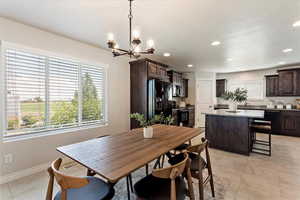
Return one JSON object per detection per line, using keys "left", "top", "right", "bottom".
{"left": 147, "top": 60, "right": 169, "bottom": 82}
{"left": 278, "top": 68, "right": 300, "bottom": 96}
{"left": 168, "top": 71, "right": 188, "bottom": 97}
{"left": 216, "top": 79, "right": 226, "bottom": 97}
{"left": 265, "top": 75, "right": 279, "bottom": 97}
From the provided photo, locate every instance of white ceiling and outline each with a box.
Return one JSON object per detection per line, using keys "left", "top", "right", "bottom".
{"left": 0, "top": 0, "right": 300, "bottom": 72}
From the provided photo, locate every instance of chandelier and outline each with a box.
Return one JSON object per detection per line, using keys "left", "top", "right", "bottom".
{"left": 107, "top": 0, "right": 155, "bottom": 58}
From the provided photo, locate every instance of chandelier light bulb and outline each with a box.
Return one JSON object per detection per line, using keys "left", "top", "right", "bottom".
{"left": 293, "top": 20, "right": 300, "bottom": 27}
{"left": 134, "top": 45, "right": 141, "bottom": 53}
{"left": 132, "top": 30, "right": 140, "bottom": 39}
{"left": 107, "top": 33, "right": 114, "bottom": 41}
{"left": 106, "top": 0, "right": 155, "bottom": 58}
{"left": 147, "top": 40, "right": 154, "bottom": 48}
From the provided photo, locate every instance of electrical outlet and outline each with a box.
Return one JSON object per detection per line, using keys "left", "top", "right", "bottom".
{"left": 4, "top": 154, "right": 13, "bottom": 164}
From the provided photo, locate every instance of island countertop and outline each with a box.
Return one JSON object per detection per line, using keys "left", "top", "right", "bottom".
{"left": 202, "top": 109, "right": 265, "bottom": 119}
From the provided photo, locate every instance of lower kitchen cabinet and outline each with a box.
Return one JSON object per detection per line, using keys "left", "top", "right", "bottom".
{"left": 266, "top": 110, "right": 300, "bottom": 137}
{"left": 280, "top": 112, "right": 300, "bottom": 137}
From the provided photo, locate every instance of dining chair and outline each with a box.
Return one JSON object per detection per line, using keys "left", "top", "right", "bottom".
{"left": 134, "top": 152, "right": 195, "bottom": 200}
{"left": 168, "top": 138, "right": 215, "bottom": 200}
{"left": 46, "top": 158, "right": 115, "bottom": 200}
{"left": 153, "top": 126, "right": 192, "bottom": 169}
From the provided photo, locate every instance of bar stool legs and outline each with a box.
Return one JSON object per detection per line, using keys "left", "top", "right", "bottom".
{"left": 251, "top": 129, "right": 272, "bottom": 156}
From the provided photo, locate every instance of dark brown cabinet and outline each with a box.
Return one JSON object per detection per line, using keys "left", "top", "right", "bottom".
{"left": 147, "top": 61, "right": 169, "bottom": 81}
{"left": 295, "top": 70, "right": 300, "bottom": 95}
{"left": 188, "top": 108, "right": 195, "bottom": 127}
{"left": 280, "top": 112, "right": 300, "bottom": 137}
{"left": 265, "top": 75, "right": 279, "bottom": 97}
{"left": 266, "top": 68, "right": 300, "bottom": 97}
{"left": 216, "top": 79, "right": 226, "bottom": 97}
{"left": 182, "top": 79, "right": 188, "bottom": 98}
{"left": 264, "top": 110, "right": 300, "bottom": 137}
{"left": 130, "top": 59, "right": 149, "bottom": 129}
{"left": 169, "top": 71, "right": 188, "bottom": 97}
{"left": 278, "top": 70, "right": 296, "bottom": 96}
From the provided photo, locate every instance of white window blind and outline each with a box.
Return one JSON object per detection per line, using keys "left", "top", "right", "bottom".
{"left": 4, "top": 48, "right": 107, "bottom": 137}
{"left": 81, "top": 65, "right": 105, "bottom": 124}
{"left": 6, "top": 49, "right": 46, "bottom": 134}
{"left": 48, "top": 58, "right": 79, "bottom": 128}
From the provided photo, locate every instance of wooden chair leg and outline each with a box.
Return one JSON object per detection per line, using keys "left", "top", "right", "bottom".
{"left": 46, "top": 167, "right": 54, "bottom": 200}
{"left": 207, "top": 161, "right": 215, "bottom": 197}
{"left": 209, "top": 175, "right": 215, "bottom": 197}
{"left": 186, "top": 158, "right": 195, "bottom": 200}
{"left": 198, "top": 169, "right": 204, "bottom": 200}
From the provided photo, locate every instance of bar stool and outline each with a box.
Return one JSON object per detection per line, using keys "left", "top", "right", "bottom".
{"left": 250, "top": 120, "right": 272, "bottom": 156}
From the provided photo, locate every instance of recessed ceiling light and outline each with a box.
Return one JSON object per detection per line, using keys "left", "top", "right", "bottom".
{"left": 163, "top": 52, "right": 171, "bottom": 57}
{"left": 282, "top": 48, "right": 293, "bottom": 53}
{"left": 211, "top": 41, "right": 221, "bottom": 46}
{"left": 187, "top": 64, "right": 193, "bottom": 68}
{"left": 293, "top": 20, "right": 300, "bottom": 27}
{"left": 279, "top": 61, "right": 286, "bottom": 65}
{"left": 227, "top": 58, "right": 233, "bottom": 62}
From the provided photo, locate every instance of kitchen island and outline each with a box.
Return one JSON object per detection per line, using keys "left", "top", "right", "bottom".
{"left": 203, "top": 110, "right": 264, "bottom": 155}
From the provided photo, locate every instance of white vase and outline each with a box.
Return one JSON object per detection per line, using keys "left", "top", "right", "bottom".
{"left": 229, "top": 101, "right": 238, "bottom": 112}
{"left": 143, "top": 126, "right": 153, "bottom": 139}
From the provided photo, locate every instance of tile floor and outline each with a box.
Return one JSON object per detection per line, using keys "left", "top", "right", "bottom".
{"left": 1, "top": 133, "right": 300, "bottom": 200}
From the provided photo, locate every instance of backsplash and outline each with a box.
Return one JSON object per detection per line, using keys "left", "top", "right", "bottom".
{"left": 217, "top": 96, "right": 299, "bottom": 106}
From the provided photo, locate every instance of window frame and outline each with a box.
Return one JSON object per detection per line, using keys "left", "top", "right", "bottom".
{"left": 1, "top": 41, "right": 108, "bottom": 141}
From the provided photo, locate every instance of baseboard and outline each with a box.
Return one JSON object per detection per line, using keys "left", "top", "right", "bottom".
{"left": 0, "top": 162, "right": 51, "bottom": 184}
{"left": 0, "top": 160, "right": 78, "bottom": 184}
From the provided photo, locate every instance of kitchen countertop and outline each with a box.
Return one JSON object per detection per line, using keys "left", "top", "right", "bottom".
{"left": 202, "top": 109, "right": 265, "bottom": 118}
{"left": 172, "top": 106, "right": 195, "bottom": 111}
{"left": 214, "top": 104, "right": 300, "bottom": 112}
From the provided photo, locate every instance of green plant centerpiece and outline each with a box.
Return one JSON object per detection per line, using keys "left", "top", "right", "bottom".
{"left": 130, "top": 113, "right": 174, "bottom": 138}
{"left": 221, "top": 88, "right": 248, "bottom": 112}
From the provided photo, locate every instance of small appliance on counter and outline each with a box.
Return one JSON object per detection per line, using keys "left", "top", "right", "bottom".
{"left": 276, "top": 104, "right": 284, "bottom": 109}
{"left": 179, "top": 101, "right": 186, "bottom": 108}
{"left": 296, "top": 99, "right": 300, "bottom": 110}
{"left": 286, "top": 104, "right": 292, "bottom": 110}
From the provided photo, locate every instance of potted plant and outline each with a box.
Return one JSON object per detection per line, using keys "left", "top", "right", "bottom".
{"left": 221, "top": 88, "right": 248, "bottom": 112}
{"left": 130, "top": 113, "right": 174, "bottom": 138}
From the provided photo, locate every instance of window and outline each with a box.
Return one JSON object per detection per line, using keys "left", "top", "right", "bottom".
{"left": 4, "top": 48, "right": 107, "bottom": 137}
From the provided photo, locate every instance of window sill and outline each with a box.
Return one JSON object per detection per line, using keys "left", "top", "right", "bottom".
{"left": 3, "top": 122, "right": 108, "bottom": 143}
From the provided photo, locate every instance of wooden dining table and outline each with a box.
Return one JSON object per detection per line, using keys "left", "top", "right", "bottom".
{"left": 57, "top": 124, "right": 204, "bottom": 185}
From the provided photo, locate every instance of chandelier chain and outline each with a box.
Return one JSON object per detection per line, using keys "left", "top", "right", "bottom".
{"left": 128, "top": 0, "right": 133, "bottom": 51}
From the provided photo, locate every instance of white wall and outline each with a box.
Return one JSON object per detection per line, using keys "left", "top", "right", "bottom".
{"left": 195, "top": 70, "right": 217, "bottom": 104}
{"left": 0, "top": 17, "right": 130, "bottom": 176}
{"left": 184, "top": 73, "right": 196, "bottom": 105}
{"left": 217, "top": 67, "right": 300, "bottom": 105}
